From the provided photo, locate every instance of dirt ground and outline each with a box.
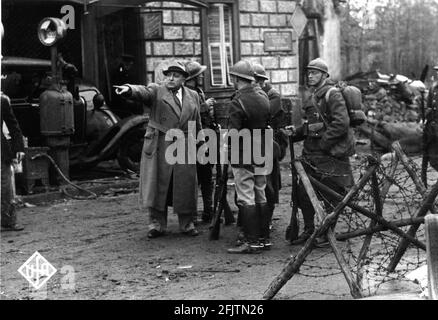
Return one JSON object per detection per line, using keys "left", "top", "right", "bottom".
{"left": 0, "top": 144, "right": 423, "bottom": 300}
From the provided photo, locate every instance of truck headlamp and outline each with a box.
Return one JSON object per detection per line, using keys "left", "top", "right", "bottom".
{"left": 37, "top": 18, "right": 67, "bottom": 47}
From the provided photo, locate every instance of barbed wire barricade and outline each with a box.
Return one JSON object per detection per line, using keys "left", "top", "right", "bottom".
{"left": 265, "top": 144, "right": 436, "bottom": 299}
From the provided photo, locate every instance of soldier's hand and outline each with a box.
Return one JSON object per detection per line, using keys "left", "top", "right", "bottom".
{"left": 15, "top": 152, "right": 25, "bottom": 162}
{"left": 283, "top": 125, "right": 296, "bottom": 136}
{"left": 113, "top": 85, "right": 130, "bottom": 96}
{"left": 206, "top": 98, "right": 215, "bottom": 107}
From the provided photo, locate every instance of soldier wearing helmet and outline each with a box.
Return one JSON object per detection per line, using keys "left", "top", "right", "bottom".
{"left": 226, "top": 60, "right": 272, "bottom": 254}
{"left": 286, "top": 58, "right": 355, "bottom": 247}
{"left": 184, "top": 61, "right": 217, "bottom": 224}
{"left": 252, "top": 63, "right": 288, "bottom": 250}
{"left": 115, "top": 61, "right": 202, "bottom": 238}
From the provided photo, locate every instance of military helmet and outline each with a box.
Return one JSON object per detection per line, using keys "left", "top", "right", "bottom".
{"left": 434, "top": 65, "right": 438, "bottom": 71}
{"left": 229, "top": 60, "right": 255, "bottom": 82}
{"left": 306, "top": 58, "right": 329, "bottom": 76}
{"left": 253, "top": 63, "right": 269, "bottom": 80}
{"left": 185, "top": 61, "right": 207, "bottom": 81}
{"left": 162, "top": 61, "right": 189, "bottom": 78}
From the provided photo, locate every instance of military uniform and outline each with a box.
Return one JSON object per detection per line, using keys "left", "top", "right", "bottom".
{"left": 424, "top": 72, "right": 438, "bottom": 171}
{"left": 292, "top": 81, "right": 355, "bottom": 237}
{"left": 227, "top": 82, "right": 271, "bottom": 252}
{"left": 186, "top": 84, "right": 215, "bottom": 222}
{"left": 262, "top": 84, "right": 288, "bottom": 210}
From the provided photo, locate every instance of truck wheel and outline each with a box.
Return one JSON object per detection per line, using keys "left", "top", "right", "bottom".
{"left": 117, "top": 127, "right": 144, "bottom": 173}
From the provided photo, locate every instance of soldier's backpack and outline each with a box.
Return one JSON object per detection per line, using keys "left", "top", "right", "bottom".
{"left": 325, "top": 82, "right": 367, "bottom": 127}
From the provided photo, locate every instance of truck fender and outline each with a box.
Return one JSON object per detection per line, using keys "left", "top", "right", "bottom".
{"left": 99, "top": 114, "right": 148, "bottom": 157}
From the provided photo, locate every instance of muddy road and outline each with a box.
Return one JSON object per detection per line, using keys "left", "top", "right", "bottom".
{"left": 0, "top": 146, "right": 422, "bottom": 300}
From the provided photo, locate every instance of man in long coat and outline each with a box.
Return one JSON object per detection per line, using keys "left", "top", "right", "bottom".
{"left": 115, "top": 62, "right": 202, "bottom": 238}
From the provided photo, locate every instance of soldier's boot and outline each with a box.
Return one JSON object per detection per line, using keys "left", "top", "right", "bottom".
{"left": 258, "top": 203, "right": 272, "bottom": 250}
{"left": 267, "top": 202, "right": 275, "bottom": 231}
{"left": 291, "top": 201, "right": 315, "bottom": 245}
{"left": 235, "top": 206, "right": 245, "bottom": 245}
{"left": 201, "top": 181, "right": 214, "bottom": 223}
{"left": 228, "top": 205, "right": 261, "bottom": 254}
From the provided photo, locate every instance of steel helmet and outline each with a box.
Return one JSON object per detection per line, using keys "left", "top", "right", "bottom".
{"left": 185, "top": 61, "right": 207, "bottom": 81}
{"left": 253, "top": 63, "right": 269, "bottom": 80}
{"left": 162, "top": 61, "right": 189, "bottom": 78}
{"left": 306, "top": 58, "right": 329, "bottom": 76}
{"left": 229, "top": 60, "right": 255, "bottom": 82}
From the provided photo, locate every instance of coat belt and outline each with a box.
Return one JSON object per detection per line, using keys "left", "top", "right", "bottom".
{"left": 147, "top": 120, "right": 193, "bottom": 136}
{"left": 147, "top": 119, "right": 170, "bottom": 133}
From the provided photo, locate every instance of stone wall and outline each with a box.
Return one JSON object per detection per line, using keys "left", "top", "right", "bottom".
{"left": 239, "top": 0, "right": 299, "bottom": 97}
{"left": 141, "top": 0, "right": 300, "bottom": 97}
{"left": 142, "top": 2, "right": 202, "bottom": 83}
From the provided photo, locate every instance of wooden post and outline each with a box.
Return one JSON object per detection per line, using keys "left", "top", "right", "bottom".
{"left": 425, "top": 214, "right": 438, "bottom": 300}
{"left": 336, "top": 217, "right": 425, "bottom": 241}
{"left": 387, "top": 180, "right": 438, "bottom": 272}
{"left": 263, "top": 160, "right": 377, "bottom": 300}
{"left": 356, "top": 171, "right": 383, "bottom": 287}
{"left": 392, "top": 141, "right": 427, "bottom": 196}
{"left": 380, "top": 155, "right": 399, "bottom": 203}
{"left": 309, "top": 175, "right": 426, "bottom": 250}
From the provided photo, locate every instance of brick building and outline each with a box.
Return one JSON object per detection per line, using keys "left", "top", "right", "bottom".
{"left": 138, "top": 0, "right": 300, "bottom": 100}
{"left": 3, "top": 0, "right": 311, "bottom": 103}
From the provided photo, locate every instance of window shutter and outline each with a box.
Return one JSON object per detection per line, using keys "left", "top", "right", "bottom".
{"left": 207, "top": 4, "right": 233, "bottom": 87}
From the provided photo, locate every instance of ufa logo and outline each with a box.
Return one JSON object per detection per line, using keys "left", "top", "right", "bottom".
{"left": 18, "top": 251, "right": 57, "bottom": 290}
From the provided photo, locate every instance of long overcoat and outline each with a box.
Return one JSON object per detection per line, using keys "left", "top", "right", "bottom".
{"left": 127, "top": 83, "right": 202, "bottom": 214}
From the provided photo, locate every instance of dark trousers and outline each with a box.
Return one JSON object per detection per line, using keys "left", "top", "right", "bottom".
{"left": 197, "top": 163, "right": 213, "bottom": 212}
{"left": 297, "top": 155, "right": 354, "bottom": 232}
{"left": 1, "top": 161, "right": 16, "bottom": 227}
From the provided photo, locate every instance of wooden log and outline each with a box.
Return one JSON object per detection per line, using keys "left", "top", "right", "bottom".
{"left": 380, "top": 156, "right": 399, "bottom": 203}
{"left": 309, "top": 175, "right": 426, "bottom": 250}
{"left": 263, "top": 161, "right": 376, "bottom": 300}
{"left": 392, "top": 141, "right": 427, "bottom": 196}
{"left": 387, "top": 180, "right": 438, "bottom": 272}
{"left": 425, "top": 214, "right": 438, "bottom": 300}
{"left": 392, "top": 141, "right": 436, "bottom": 216}
{"left": 262, "top": 227, "right": 320, "bottom": 300}
{"left": 356, "top": 171, "right": 383, "bottom": 286}
{"left": 357, "top": 124, "right": 392, "bottom": 151}
{"left": 336, "top": 217, "right": 425, "bottom": 241}
{"left": 327, "top": 228, "right": 362, "bottom": 299}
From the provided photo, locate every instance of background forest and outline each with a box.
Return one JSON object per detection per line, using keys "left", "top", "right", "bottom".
{"left": 340, "top": 0, "right": 438, "bottom": 82}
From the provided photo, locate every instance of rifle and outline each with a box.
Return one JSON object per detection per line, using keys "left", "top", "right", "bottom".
{"left": 421, "top": 90, "right": 428, "bottom": 188}
{"left": 285, "top": 135, "right": 300, "bottom": 241}
{"left": 209, "top": 162, "right": 229, "bottom": 240}
{"left": 285, "top": 101, "right": 300, "bottom": 242}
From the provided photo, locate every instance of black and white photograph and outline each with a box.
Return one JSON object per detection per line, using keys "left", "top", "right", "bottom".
{"left": 1, "top": 0, "right": 437, "bottom": 306}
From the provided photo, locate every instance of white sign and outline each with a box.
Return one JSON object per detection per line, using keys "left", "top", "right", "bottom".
{"left": 18, "top": 251, "right": 57, "bottom": 290}
{"left": 291, "top": 5, "right": 308, "bottom": 37}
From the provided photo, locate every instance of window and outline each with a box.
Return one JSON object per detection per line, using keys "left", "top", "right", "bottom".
{"left": 207, "top": 4, "right": 234, "bottom": 87}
